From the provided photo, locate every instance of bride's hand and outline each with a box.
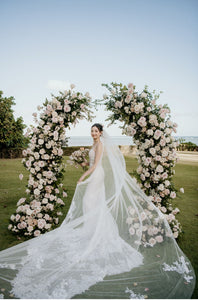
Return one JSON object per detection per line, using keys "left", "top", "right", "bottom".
{"left": 77, "top": 176, "right": 84, "bottom": 184}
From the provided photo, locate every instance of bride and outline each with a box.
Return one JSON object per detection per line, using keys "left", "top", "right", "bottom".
{"left": 0, "top": 123, "right": 196, "bottom": 299}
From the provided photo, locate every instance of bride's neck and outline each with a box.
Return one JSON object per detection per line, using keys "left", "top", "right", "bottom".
{"left": 93, "top": 137, "right": 100, "bottom": 145}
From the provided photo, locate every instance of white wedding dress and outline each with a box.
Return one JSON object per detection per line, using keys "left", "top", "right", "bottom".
{"left": 0, "top": 131, "right": 196, "bottom": 299}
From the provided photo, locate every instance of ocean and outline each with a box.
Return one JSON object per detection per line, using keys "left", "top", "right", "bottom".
{"left": 67, "top": 136, "right": 198, "bottom": 147}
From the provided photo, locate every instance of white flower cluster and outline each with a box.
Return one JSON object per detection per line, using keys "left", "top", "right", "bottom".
{"left": 9, "top": 85, "right": 93, "bottom": 237}
{"left": 101, "top": 82, "right": 183, "bottom": 237}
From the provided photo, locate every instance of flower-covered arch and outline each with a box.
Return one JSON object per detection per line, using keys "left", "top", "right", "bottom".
{"left": 9, "top": 82, "right": 183, "bottom": 239}
{"left": 99, "top": 82, "right": 182, "bottom": 238}
{"left": 9, "top": 85, "right": 93, "bottom": 237}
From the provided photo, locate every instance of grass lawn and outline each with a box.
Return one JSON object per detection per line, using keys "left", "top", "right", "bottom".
{"left": 0, "top": 156, "right": 197, "bottom": 298}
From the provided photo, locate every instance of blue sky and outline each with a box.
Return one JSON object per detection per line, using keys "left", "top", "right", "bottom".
{"left": 0, "top": 0, "right": 197, "bottom": 136}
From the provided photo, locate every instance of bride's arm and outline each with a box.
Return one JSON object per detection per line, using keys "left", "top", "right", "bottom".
{"left": 77, "top": 142, "right": 103, "bottom": 183}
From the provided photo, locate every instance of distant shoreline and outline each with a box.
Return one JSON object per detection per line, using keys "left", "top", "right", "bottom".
{"left": 67, "top": 135, "right": 198, "bottom": 147}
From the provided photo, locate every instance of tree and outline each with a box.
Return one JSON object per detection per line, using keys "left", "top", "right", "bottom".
{"left": 0, "top": 91, "right": 29, "bottom": 153}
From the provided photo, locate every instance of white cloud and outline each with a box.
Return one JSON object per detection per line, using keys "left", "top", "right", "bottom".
{"left": 47, "top": 80, "right": 71, "bottom": 91}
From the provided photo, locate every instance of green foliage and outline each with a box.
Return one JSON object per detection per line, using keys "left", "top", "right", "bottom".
{"left": 177, "top": 141, "right": 198, "bottom": 152}
{"left": 0, "top": 91, "right": 29, "bottom": 152}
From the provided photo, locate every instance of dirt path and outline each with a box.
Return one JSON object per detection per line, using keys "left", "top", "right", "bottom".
{"left": 176, "top": 151, "right": 198, "bottom": 162}
{"left": 120, "top": 146, "right": 198, "bottom": 163}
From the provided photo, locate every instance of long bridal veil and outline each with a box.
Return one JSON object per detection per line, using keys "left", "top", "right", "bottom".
{"left": 0, "top": 130, "right": 196, "bottom": 299}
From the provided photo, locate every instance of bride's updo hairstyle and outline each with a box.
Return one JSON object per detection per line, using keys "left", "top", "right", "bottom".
{"left": 91, "top": 123, "right": 103, "bottom": 133}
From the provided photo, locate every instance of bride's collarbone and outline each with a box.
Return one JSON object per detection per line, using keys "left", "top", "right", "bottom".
{"left": 92, "top": 141, "right": 102, "bottom": 152}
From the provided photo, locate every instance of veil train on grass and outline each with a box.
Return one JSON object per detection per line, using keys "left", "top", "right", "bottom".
{"left": 0, "top": 130, "right": 195, "bottom": 299}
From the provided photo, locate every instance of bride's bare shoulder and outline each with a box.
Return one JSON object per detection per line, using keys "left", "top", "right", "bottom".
{"left": 96, "top": 141, "right": 103, "bottom": 152}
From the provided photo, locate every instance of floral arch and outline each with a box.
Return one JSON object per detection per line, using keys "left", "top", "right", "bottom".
{"left": 9, "top": 85, "right": 93, "bottom": 237}
{"left": 99, "top": 82, "right": 181, "bottom": 238}
{"left": 9, "top": 82, "right": 182, "bottom": 239}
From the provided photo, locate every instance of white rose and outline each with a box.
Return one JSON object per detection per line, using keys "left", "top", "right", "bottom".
{"left": 147, "top": 129, "right": 153, "bottom": 136}
{"left": 25, "top": 160, "right": 31, "bottom": 168}
{"left": 158, "top": 184, "right": 165, "bottom": 191}
{"left": 149, "top": 148, "right": 156, "bottom": 156}
{"left": 28, "top": 226, "right": 33, "bottom": 232}
{"left": 170, "top": 191, "right": 176, "bottom": 199}
{"left": 141, "top": 92, "right": 147, "bottom": 98}
{"left": 154, "top": 130, "right": 162, "bottom": 140}
{"left": 85, "top": 92, "right": 90, "bottom": 98}
{"left": 35, "top": 166, "right": 40, "bottom": 172}
{"left": 115, "top": 101, "right": 122, "bottom": 108}
{"left": 141, "top": 212, "right": 147, "bottom": 221}
{"left": 160, "top": 122, "right": 165, "bottom": 129}
{"left": 164, "top": 180, "right": 170, "bottom": 187}
{"left": 10, "top": 214, "right": 15, "bottom": 221}
{"left": 64, "top": 105, "right": 71, "bottom": 112}
{"left": 38, "top": 139, "right": 44, "bottom": 145}
{"left": 70, "top": 83, "right": 75, "bottom": 89}
{"left": 17, "top": 197, "right": 26, "bottom": 206}
{"left": 22, "top": 149, "right": 27, "bottom": 156}
{"left": 53, "top": 131, "right": 59, "bottom": 141}
{"left": 124, "top": 106, "right": 130, "bottom": 114}
{"left": 165, "top": 128, "right": 171, "bottom": 135}
{"left": 173, "top": 231, "right": 178, "bottom": 238}
{"left": 15, "top": 214, "right": 21, "bottom": 222}
{"left": 34, "top": 152, "right": 40, "bottom": 160}
{"left": 134, "top": 104, "right": 141, "bottom": 114}
{"left": 26, "top": 208, "right": 33, "bottom": 215}
{"left": 155, "top": 235, "right": 163, "bottom": 243}
{"left": 45, "top": 223, "right": 52, "bottom": 229}
{"left": 46, "top": 171, "right": 53, "bottom": 178}
{"left": 129, "top": 227, "right": 135, "bottom": 235}
{"left": 58, "top": 148, "right": 63, "bottom": 156}
{"left": 149, "top": 115, "right": 157, "bottom": 125}
{"left": 38, "top": 219, "right": 46, "bottom": 229}
{"left": 38, "top": 161, "right": 45, "bottom": 168}
{"left": 156, "top": 165, "right": 164, "bottom": 173}
{"left": 42, "top": 198, "right": 48, "bottom": 204}
{"left": 43, "top": 154, "right": 50, "bottom": 160}
{"left": 160, "top": 206, "right": 167, "bottom": 213}
{"left": 149, "top": 238, "right": 156, "bottom": 246}
{"left": 34, "top": 188, "right": 40, "bottom": 196}
{"left": 34, "top": 230, "right": 41, "bottom": 237}
{"left": 137, "top": 117, "right": 147, "bottom": 127}
{"left": 125, "top": 95, "right": 131, "bottom": 103}
{"left": 30, "top": 168, "right": 35, "bottom": 174}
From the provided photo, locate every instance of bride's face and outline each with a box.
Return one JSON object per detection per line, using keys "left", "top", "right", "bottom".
{"left": 91, "top": 126, "right": 101, "bottom": 139}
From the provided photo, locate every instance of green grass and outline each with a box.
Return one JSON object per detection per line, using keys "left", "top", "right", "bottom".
{"left": 0, "top": 157, "right": 197, "bottom": 298}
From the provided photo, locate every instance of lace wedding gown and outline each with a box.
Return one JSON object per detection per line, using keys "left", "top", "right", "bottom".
{"left": 0, "top": 132, "right": 196, "bottom": 299}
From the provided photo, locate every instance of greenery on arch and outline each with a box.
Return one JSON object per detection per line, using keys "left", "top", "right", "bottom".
{"left": 98, "top": 82, "right": 182, "bottom": 238}
{"left": 9, "top": 85, "right": 94, "bottom": 238}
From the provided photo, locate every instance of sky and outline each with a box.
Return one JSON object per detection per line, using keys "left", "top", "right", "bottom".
{"left": 0, "top": 0, "right": 198, "bottom": 137}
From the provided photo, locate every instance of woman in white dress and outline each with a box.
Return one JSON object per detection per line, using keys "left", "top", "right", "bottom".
{"left": 0, "top": 123, "right": 196, "bottom": 299}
